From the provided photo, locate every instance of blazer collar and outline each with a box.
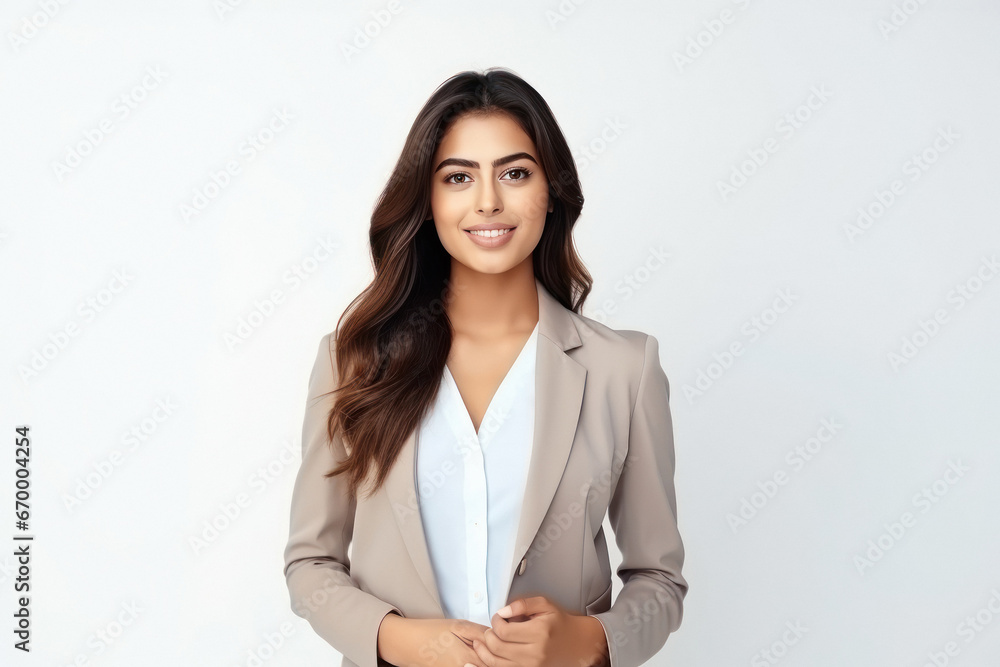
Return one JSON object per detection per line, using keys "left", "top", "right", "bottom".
{"left": 535, "top": 276, "right": 584, "bottom": 353}
{"left": 383, "top": 277, "right": 588, "bottom": 616}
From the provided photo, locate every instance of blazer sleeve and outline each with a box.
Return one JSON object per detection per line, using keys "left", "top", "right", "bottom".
{"left": 283, "top": 332, "right": 403, "bottom": 667}
{"left": 591, "top": 333, "right": 689, "bottom": 667}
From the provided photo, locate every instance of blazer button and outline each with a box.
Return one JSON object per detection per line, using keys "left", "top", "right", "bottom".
{"left": 518, "top": 557, "right": 527, "bottom": 576}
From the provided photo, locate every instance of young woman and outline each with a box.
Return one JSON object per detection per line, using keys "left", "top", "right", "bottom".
{"left": 283, "top": 68, "right": 688, "bottom": 667}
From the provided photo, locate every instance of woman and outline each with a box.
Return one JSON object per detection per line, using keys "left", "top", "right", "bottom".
{"left": 283, "top": 68, "right": 688, "bottom": 667}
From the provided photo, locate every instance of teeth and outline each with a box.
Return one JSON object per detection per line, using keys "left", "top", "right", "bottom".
{"left": 469, "top": 228, "right": 512, "bottom": 237}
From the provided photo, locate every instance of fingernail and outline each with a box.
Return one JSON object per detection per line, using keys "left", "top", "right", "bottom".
{"left": 498, "top": 605, "right": 512, "bottom": 617}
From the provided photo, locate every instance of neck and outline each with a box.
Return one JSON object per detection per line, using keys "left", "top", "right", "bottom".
{"left": 445, "top": 257, "right": 539, "bottom": 338}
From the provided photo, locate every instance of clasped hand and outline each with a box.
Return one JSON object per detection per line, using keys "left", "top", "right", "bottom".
{"left": 461, "top": 595, "right": 608, "bottom": 667}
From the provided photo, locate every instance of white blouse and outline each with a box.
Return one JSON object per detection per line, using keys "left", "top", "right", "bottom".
{"left": 414, "top": 322, "right": 539, "bottom": 625}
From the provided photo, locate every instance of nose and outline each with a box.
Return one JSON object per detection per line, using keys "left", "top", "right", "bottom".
{"left": 476, "top": 180, "right": 503, "bottom": 216}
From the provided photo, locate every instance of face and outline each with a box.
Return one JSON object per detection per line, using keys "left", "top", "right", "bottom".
{"left": 429, "top": 112, "right": 553, "bottom": 276}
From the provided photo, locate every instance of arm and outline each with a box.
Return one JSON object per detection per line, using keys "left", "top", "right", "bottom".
{"left": 283, "top": 332, "right": 404, "bottom": 667}
{"left": 591, "top": 334, "right": 689, "bottom": 667}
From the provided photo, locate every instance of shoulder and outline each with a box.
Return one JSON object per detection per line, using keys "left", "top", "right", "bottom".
{"left": 566, "top": 310, "right": 659, "bottom": 381}
{"left": 569, "top": 312, "right": 673, "bottom": 425}
{"left": 312, "top": 330, "right": 336, "bottom": 363}
{"left": 319, "top": 328, "right": 343, "bottom": 359}
{"left": 307, "top": 330, "right": 339, "bottom": 385}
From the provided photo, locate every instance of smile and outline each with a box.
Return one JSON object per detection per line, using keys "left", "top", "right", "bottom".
{"left": 464, "top": 226, "right": 517, "bottom": 248}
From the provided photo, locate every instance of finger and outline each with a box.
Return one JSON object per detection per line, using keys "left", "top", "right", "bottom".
{"left": 493, "top": 611, "right": 550, "bottom": 647}
{"left": 489, "top": 613, "right": 529, "bottom": 642}
{"left": 495, "top": 611, "right": 530, "bottom": 624}
{"left": 472, "top": 637, "right": 518, "bottom": 667}
{"left": 497, "top": 595, "right": 551, "bottom": 619}
{"left": 471, "top": 637, "right": 497, "bottom": 667}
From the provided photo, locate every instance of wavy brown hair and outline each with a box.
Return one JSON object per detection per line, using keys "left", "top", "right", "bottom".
{"left": 324, "top": 67, "right": 592, "bottom": 500}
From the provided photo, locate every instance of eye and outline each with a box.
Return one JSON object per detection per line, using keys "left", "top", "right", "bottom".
{"left": 444, "top": 172, "right": 472, "bottom": 185}
{"left": 501, "top": 167, "right": 532, "bottom": 181}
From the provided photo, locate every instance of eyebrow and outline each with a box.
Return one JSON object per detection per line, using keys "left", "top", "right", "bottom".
{"left": 433, "top": 151, "right": 538, "bottom": 174}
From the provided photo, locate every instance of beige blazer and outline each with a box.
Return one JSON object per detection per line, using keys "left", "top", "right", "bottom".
{"left": 283, "top": 278, "right": 688, "bottom": 667}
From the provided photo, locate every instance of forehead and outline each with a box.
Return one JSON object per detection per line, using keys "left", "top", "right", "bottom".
{"left": 434, "top": 113, "right": 537, "bottom": 161}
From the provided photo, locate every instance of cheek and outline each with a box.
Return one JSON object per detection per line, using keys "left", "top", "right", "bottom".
{"left": 510, "top": 183, "right": 550, "bottom": 221}
{"left": 508, "top": 175, "right": 549, "bottom": 214}
{"left": 430, "top": 188, "right": 466, "bottom": 222}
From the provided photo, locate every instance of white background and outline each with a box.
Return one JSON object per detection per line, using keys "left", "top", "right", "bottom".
{"left": 2, "top": 1, "right": 999, "bottom": 665}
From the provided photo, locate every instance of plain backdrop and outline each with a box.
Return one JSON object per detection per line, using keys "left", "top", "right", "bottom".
{"left": 2, "top": 1, "right": 999, "bottom": 665}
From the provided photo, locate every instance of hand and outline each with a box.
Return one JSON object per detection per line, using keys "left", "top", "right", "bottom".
{"left": 468, "top": 596, "right": 610, "bottom": 667}
{"left": 402, "top": 617, "right": 491, "bottom": 667}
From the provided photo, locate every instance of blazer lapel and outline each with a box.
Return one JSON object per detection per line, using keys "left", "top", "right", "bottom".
{"left": 505, "top": 279, "right": 586, "bottom": 602}
{"left": 384, "top": 427, "right": 443, "bottom": 614}
{"left": 383, "top": 277, "right": 587, "bottom": 617}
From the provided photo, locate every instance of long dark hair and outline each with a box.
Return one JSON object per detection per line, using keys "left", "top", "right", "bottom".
{"left": 325, "top": 67, "right": 591, "bottom": 500}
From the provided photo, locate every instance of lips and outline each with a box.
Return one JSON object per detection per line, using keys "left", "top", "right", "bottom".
{"left": 463, "top": 224, "right": 517, "bottom": 248}
{"left": 463, "top": 222, "right": 516, "bottom": 232}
